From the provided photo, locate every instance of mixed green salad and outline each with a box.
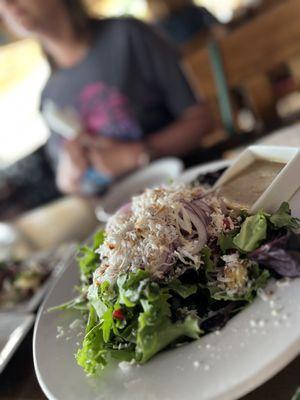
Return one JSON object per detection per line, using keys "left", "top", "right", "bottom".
{"left": 59, "top": 170, "right": 300, "bottom": 376}
{"left": 0, "top": 258, "right": 51, "bottom": 309}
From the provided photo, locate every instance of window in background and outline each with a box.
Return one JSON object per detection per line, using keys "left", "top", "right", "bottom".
{"left": 196, "top": 0, "right": 261, "bottom": 23}
{"left": 87, "top": 0, "right": 255, "bottom": 22}
{"left": 86, "top": 0, "right": 148, "bottom": 18}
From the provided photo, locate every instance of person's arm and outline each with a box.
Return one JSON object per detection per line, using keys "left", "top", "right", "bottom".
{"left": 56, "top": 100, "right": 213, "bottom": 187}
{"left": 56, "top": 139, "right": 89, "bottom": 195}
{"left": 79, "top": 101, "right": 213, "bottom": 178}
{"left": 145, "top": 102, "right": 213, "bottom": 157}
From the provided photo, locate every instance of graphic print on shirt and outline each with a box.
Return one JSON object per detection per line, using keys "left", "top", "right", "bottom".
{"left": 78, "top": 82, "right": 143, "bottom": 140}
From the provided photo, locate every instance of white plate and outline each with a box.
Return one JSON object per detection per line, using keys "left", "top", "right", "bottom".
{"left": 34, "top": 161, "right": 300, "bottom": 400}
{"left": 96, "top": 158, "right": 183, "bottom": 221}
{"left": 0, "top": 313, "right": 34, "bottom": 374}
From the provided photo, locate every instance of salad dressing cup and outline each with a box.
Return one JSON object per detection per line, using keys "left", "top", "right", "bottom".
{"left": 214, "top": 146, "right": 300, "bottom": 217}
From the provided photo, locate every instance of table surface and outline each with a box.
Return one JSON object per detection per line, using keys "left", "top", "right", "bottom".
{"left": 1, "top": 123, "right": 300, "bottom": 400}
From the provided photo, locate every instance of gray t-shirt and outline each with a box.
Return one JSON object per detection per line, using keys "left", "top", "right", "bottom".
{"left": 41, "top": 17, "right": 197, "bottom": 182}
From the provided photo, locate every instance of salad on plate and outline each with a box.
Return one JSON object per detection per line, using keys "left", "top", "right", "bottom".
{"left": 0, "top": 244, "right": 76, "bottom": 311}
{"left": 0, "top": 258, "right": 51, "bottom": 310}
{"left": 57, "top": 170, "right": 300, "bottom": 376}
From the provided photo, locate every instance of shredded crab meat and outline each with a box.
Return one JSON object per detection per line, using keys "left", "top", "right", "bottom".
{"left": 94, "top": 184, "right": 211, "bottom": 284}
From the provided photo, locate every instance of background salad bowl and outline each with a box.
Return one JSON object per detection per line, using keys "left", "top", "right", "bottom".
{"left": 33, "top": 158, "right": 300, "bottom": 400}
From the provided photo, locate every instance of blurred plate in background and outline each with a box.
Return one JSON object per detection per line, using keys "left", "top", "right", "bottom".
{"left": 0, "top": 244, "right": 77, "bottom": 314}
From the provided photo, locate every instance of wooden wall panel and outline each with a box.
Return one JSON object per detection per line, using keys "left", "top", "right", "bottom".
{"left": 183, "top": 0, "right": 300, "bottom": 134}
{"left": 220, "top": 0, "right": 300, "bottom": 86}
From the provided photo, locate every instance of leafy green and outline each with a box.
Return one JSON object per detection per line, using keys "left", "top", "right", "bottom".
{"left": 168, "top": 279, "right": 198, "bottom": 299}
{"left": 77, "top": 231, "right": 105, "bottom": 283}
{"left": 201, "top": 246, "right": 215, "bottom": 272}
{"left": 217, "top": 232, "right": 237, "bottom": 253}
{"left": 248, "top": 265, "right": 270, "bottom": 297}
{"left": 47, "top": 296, "right": 88, "bottom": 312}
{"left": 75, "top": 269, "right": 201, "bottom": 374}
{"left": 209, "top": 265, "right": 270, "bottom": 302}
{"left": 117, "top": 269, "right": 150, "bottom": 307}
{"left": 87, "top": 284, "right": 108, "bottom": 319}
{"left": 270, "top": 202, "right": 300, "bottom": 230}
{"left": 291, "top": 387, "right": 300, "bottom": 400}
{"left": 233, "top": 212, "right": 267, "bottom": 252}
{"left": 137, "top": 313, "right": 200, "bottom": 363}
{"left": 59, "top": 201, "right": 300, "bottom": 377}
{"left": 76, "top": 307, "right": 109, "bottom": 376}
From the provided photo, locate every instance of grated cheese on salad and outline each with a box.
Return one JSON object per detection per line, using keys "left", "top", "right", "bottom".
{"left": 94, "top": 184, "right": 214, "bottom": 284}
{"left": 217, "top": 253, "right": 251, "bottom": 296}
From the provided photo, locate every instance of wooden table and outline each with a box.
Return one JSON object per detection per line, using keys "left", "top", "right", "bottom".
{"left": 0, "top": 326, "right": 299, "bottom": 400}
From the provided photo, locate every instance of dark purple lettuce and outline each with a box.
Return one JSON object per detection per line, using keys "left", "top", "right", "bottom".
{"left": 250, "top": 232, "right": 300, "bottom": 278}
{"left": 200, "top": 302, "right": 237, "bottom": 332}
{"left": 194, "top": 167, "right": 228, "bottom": 187}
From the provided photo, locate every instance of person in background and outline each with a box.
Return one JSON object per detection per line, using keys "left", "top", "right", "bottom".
{"left": 147, "top": 0, "right": 226, "bottom": 49}
{"left": 0, "top": 0, "right": 213, "bottom": 196}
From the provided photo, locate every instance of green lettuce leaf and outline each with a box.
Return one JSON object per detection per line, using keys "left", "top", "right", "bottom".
{"left": 87, "top": 284, "right": 108, "bottom": 319}
{"left": 136, "top": 290, "right": 200, "bottom": 363}
{"left": 168, "top": 279, "right": 198, "bottom": 299}
{"left": 217, "top": 232, "right": 237, "bottom": 253}
{"left": 201, "top": 246, "right": 215, "bottom": 272}
{"left": 233, "top": 212, "right": 267, "bottom": 252}
{"left": 76, "top": 268, "right": 202, "bottom": 374}
{"left": 137, "top": 315, "right": 200, "bottom": 363}
{"left": 76, "top": 307, "right": 108, "bottom": 375}
{"left": 77, "top": 230, "right": 105, "bottom": 283}
{"left": 270, "top": 202, "right": 300, "bottom": 230}
{"left": 117, "top": 269, "right": 150, "bottom": 307}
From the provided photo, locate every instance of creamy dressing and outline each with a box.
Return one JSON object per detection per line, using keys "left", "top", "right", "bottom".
{"left": 219, "top": 160, "right": 286, "bottom": 210}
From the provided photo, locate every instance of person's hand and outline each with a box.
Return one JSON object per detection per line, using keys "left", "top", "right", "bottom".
{"left": 80, "top": 135, "right": 147, "bottom": 178}
{"left": 56, "top": 139, "right": 88, "bottom": 194}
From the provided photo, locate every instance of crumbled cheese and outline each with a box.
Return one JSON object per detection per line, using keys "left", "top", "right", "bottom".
{"left": 69, "top": 319, "right": 82, "bottom": 331}
{"left": 206, "top": 195, "right": 238, "bottom": 238}
{"left": 257, "top": 288, "right": 273, "bottom": 302}
{"left": 276, "top": 278, "right": 291, "bottom": 287}
{"left": 217, "top": 253, "right": 251, "bottom": 295}
{"left": 118, "top": 359, "right": 136, "bottom": 373}
{"left": 56, "top": 326, "right": 64, "bottom": 339}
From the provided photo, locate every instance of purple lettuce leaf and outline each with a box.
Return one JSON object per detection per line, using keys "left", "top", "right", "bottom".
{"left": 200, "top": 302, "right": 237, "bottom": 332}
{"left": 250, "top": 232, "right": 300, "bottom": 278}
